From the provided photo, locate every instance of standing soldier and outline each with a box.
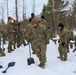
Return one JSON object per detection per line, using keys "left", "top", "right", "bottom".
{"left": 40, "top": 15, "right": 48, "bottom": 27}
{"left": 40, "top": 15, "right": 56, "bottom": 43}
{"left": 12, "top": 20, "right": 19, "bottom": 49}
{"left": 1, "top": 24, "right": 8, "bottom": 50}
{"left": 67, "top": 27, "right": 74, "bottom": 50}
{"left": 58, "top": 23, "right": 68, "bottom": 61}
{"left": 29, "top": 13, "right": 35, "bottom": 22}
{"left": 7, "top": 17, "right": 15, "bottom": 53}
{"left": 16, "top": 23, "right": 26, "bottom": 48}
{"left": 25, "top": 19, "right": 50, "bottom": 68}
{"left": 0, "top": 26, "right": 6, "bottom": 56}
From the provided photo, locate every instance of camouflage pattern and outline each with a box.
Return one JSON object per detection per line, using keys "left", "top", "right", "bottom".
{"left": 1, "top": 24, "right": 8, "bottom": 50}
{"left": 12, "top": 20, "right": 18, "bottom": 49}
{"left": 16, "top": 25, "right": 26, "bottom": 47}
{"left": 66, "top": 28, "right": 73, "bottom": 52}
{"left": 0, "top": 47, "right": 5, "bottom": 56}
{"left": 25, "top": 21, "right": 50, "bottom": 67}
{"left": 40, "top": 19, "right": 48, "bottom": 28}
{"left": 69, "top": 30, "right": 74, "bottom": 49}
{"left": 7, "top": 22, "right": 14, "bottom": 53}
{"left": 0, "top": 25, "right": 6, "bottom": 56}
{"left": 58, "top": 27, "right": 68, "bottom": 60}
{"left": 74, "top": 35, "right": 76, "bottom": 47}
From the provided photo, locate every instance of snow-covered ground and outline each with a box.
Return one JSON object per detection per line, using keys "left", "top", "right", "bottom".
{"left": 0, "top": 39, "right": 76, "bottom": 75}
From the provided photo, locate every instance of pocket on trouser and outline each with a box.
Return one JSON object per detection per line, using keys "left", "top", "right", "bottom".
{"left": 58, "top": 45, "right": 64, "bottom": 58}
{"left": 62, "top": 48, "right": 67, "bottom": 59}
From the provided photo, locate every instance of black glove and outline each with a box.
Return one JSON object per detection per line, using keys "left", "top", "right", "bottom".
{"left": 62, "top": 42, "right": 65, "bottom": 46}
{"left": 58, "top": 40, "right": 60, "bottom": 43}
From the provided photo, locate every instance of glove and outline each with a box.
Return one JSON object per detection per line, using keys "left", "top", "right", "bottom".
{"left": 62, "top": 42, "right": 65, "bottom": 46}
{"left": 46, "top": 40, "right": 49, "bottom": 44}
{"left": 58, "top": 40, "right": 60, "bottom": 43}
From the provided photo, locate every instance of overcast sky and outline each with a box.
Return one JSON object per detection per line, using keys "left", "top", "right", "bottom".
{"left": 0, "top": 0, "right": 74, "bottom": 22}
{"left": 0, "top": 0, "right": 48, "bottom": 21}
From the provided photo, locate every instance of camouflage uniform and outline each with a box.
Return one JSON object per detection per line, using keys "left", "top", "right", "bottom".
{"left": 0, "top": 26, "right": 5, "bottom": 56}
{"left": 74, "top": 35, "right": 76, "bottom": 47}
{"left": 7, "top": 21, "right": 14, "bottom": 53}
{"left": 40, "top": 16, "right": 56, "bottom": 43}
{"left": 0, "top": 27, "right": 3, "bottom": 68}
{"left": 40, "top": 18, "right": 48, "bottom": 28}
{"left": 25, "top": 23, "right": 36, "bottom": 54}
{"left": 58, "top": 23, "right": 68, "bottom": 61}
{"left": 20, "top": 27, "right": 26, "bottom": 46}
{"left": 25, "top": 19, "right": 50, "bottom": 68}
{"left": 68, "top": 29, "right": 74, "bottom": 49}
{"left": 1, "top": 25, "right": 8, "bottom": 44}
{"left": 12, "top": 20, "right": 19, "bottom": 49}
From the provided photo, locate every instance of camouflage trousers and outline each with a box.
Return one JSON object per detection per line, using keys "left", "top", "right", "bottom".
{"left": 31, "top": 43, "right": 47, "bottom": 64}
{"left": 58, "top": 44, "right": 67, "bottom": 59}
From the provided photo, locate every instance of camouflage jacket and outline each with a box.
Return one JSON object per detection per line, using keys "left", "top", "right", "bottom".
{"left": 25, "top": 23, "right": 50, "bottom": 45}
{"left": 59, "top": 27, "right": 69, "bottom": 45}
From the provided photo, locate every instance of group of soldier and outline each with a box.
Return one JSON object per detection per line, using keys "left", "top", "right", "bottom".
{"left": 0, "top": 13, "right": 76, "bottom": 69}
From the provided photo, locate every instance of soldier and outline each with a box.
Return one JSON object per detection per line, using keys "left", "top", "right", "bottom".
{"left": 74, "top": 35, "right": 76, "bottom": 49}
{"left": 57, "top": 23, "right": 68, "bottom": 61}
{"left": 40, "top": 15, "right": 48, "bottom": 27}
{"left": 25, "top": 19, "right": 50, "bottom": 68}
{"left": 16, "top": 23, "right": 26, "bottom": 48}
{"left": 66, "top": 27, "right": 74, "bottom": 52}
{"left": 1, "top": 24, "right": 8, "bottom": 50}
{"left": 7, "top": 16, "right": 15, "bottom": 53}
{"left": 29, "top": 13, "right": 35, "bottom": 23}
{"left": 0, "top": 26, "right": 5, "bottom": 68}
{"left": 0, "top": 26, "right": 6, "bottom": 56}
{"left": 40, "top": 15, "right": 56, "bottom": 43}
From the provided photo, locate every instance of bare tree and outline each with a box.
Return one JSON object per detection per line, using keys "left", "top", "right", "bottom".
{"left": 0, "top": 2, "right": 5, "bottom": 20}
{"left": 7, "top": 0, "right": 8, "bottom": 19}
{"left": 32, "top": 0, "right": 35, "bottom": 14}
{"left": 15, "top": 0, "right": 18, "bottom": 22}
{"left": 52, "top": 0, "right": 56, "bottom": 32}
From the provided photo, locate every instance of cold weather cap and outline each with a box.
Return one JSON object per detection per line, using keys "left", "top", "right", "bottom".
{"left": 31, "top": 13, "right": 34, "bottom": 16}
{"left": 8, "top": 16, "right": 13, "bottom": 21}
{"left": 31, "top": 18, "right": 38, "bottom": 25}
{"left": 41, "top": 15, "right": 45, "bottom": 19}
{"left": 58, "top": 23, "right": 64, "bottom": 27}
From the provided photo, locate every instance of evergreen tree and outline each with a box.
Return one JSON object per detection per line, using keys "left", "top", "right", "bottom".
{"left": 72, "top": 0, "right": 76, "bottom": 28}
{"left": 41, "top": 0, "right": 69, "bottom": 31}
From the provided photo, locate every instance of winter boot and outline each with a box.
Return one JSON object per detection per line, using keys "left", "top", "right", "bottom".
{"left": 64, "top": 58, "right": 67, "bottom": 61}
{"left": 32, "top": 51, "right": 36, "bottom": 54}
{"left": 0, "top": 48, "right": 6, "bottom": 56}
{"left": 0, "top": 53, "right": 6, "bottom": 56}
{"left": 57, "top": 56, "right": 61, "bottom": 59}
{"left": 38, "top": 63, "right": 45, "bottom": 69}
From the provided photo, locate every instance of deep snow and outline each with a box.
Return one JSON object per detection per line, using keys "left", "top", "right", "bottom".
{"left": 0, "top": 35, "right": 76, "bottom": 75}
